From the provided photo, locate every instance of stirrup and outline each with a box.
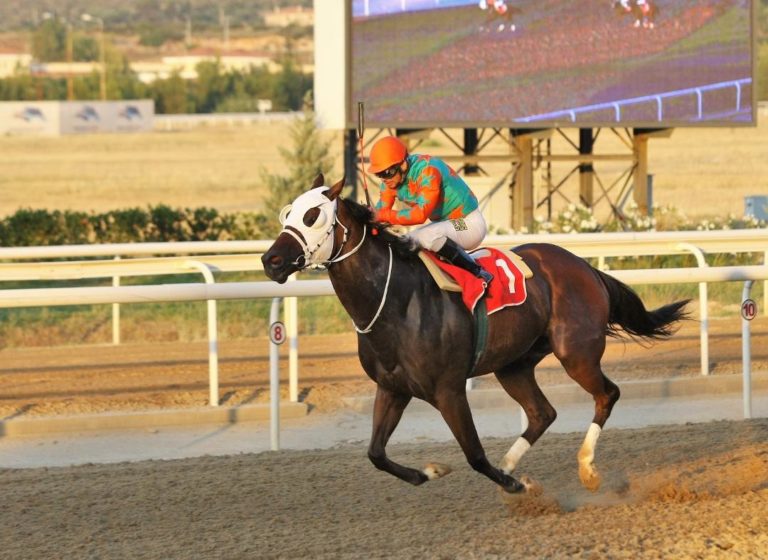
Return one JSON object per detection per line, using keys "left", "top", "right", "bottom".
{"left": 478, "top": 269, "right": 493, "bottom": 285}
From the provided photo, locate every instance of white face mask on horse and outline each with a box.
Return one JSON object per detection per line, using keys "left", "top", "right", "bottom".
{"left": 279, "top": 187, "right": 338, "bottom": 267}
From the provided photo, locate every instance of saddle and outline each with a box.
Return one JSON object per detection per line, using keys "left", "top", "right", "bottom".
{"left": 419, "top": 247, "right": 533, "bottom": 314}
{"left": 420, "top": 247, "right": 533, "bottom": 374}
{"left": 420, "top": 248, "right": 531, "bottom": 288}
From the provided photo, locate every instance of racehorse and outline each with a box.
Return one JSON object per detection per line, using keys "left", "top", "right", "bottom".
{"left": 261, "top": 175, "right": 689, "bottom": 494}
{"left": 479, "top": 0, "right": 521, "bottom": 32}
{"left": 613, "top": 0, "right": 659, "bottom": 28}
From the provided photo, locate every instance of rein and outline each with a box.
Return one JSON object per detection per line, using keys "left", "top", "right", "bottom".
{"left": 297, "top": 208, "right": 392, "bottom": 334}
{"left": 353, "top": 243, "right": 393, "bottom": 334}
{"left": 327, "top": 218, "right": 393, "bottom": 334}
{"left": 326, "top": 219, "right": 367, "bottom": 265}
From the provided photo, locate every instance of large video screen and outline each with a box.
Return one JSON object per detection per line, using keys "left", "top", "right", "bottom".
{"left": 349, "top": 0, "right": 754, "bottom": 128}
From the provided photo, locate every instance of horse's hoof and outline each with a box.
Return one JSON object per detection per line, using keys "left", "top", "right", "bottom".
{"left": 423, "top": 462, "right": 452, "bottom": 480}
{"left": 579, "top": 464, "right": 601, "bottom": 492}
{"left": 500, "top": 476, "right": 526, "bottom": 494}
{"left": 520, "top": 475, "right": 543, "bottom": 496}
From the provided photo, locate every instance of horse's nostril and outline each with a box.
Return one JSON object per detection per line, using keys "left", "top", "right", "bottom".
{"left": 262, "top": 253, "right": 283, "bottom": 270}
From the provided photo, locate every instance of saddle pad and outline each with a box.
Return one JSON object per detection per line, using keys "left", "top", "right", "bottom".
{"left": 417, "top": 252, "right": 463, "bottom": 292}
{"left": 422, "top": 248, "right": 530, "bottom": 314}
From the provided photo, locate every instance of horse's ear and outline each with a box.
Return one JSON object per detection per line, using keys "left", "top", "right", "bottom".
{"left": 312, "top": 173, "right": 325, "bottom": 189}
{"left": 327, "top": 175, "right": 345, "bottom": 201}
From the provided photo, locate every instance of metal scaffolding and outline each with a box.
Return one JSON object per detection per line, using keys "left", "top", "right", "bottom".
{"left": 346, "top": 127, "right": 673, "bottom": 231}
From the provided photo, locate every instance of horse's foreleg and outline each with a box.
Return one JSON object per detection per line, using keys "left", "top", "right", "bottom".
{"left": 435, "top": 387, "right": 525, "bottom": 493}
{"left": 368, "top": 386, "right": 451, "bottom": 486}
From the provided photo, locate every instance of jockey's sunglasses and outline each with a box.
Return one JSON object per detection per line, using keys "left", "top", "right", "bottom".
{"left": 375, "top": 165, "right": 400, "bottom": 180}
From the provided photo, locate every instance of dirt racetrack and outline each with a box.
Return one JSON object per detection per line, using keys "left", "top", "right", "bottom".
{"left": 0, "top": 419, "right": 765, "bottom": 559}
{"left": 1, "top": 315, "right": 767, "bottom": 419}
{"left": 0, "top": 316, "right": 767, "bottom": 558}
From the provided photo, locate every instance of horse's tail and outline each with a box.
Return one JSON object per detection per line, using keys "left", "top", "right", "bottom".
{"left": 596, "top": 269, "right": 690, "bottom": 341}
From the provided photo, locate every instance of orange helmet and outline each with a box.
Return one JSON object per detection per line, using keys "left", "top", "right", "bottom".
{"left": 368, "top": 136, "right": 408, "bottom": 174}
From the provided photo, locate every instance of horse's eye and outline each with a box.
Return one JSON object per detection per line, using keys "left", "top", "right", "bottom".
{"left": 304, "top": 207, "right": 327, "bottom": 228}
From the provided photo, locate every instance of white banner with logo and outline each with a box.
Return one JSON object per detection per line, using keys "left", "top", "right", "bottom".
{"left": 0, "top": 100, "right": 154, "bottom": 135}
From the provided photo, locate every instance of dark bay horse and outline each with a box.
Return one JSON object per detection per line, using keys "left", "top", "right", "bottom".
{"left": 261, "top": 175, "right": 688, "bottom": 494}
{"left": 613, "top": 0, "right": 659, "bottom": 28}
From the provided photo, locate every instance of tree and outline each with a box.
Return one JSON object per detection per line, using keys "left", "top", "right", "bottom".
{"left": 151, "top": 71, "right": 191, "bottom": 113}
{"left": 259, "top": 92, "right": 336, "bottom": 237}
{"left": 272, "top": 60, "right": 311, "bottom": 111}
{"left": 193, "top": 59, "right": 230, "bottom": 113}
{"left": 31, "top": 19, "right": 67, "bottom": 62}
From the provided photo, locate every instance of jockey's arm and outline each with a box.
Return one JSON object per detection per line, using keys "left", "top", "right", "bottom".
{"left": 374, "top": 185, "right": 400, "bottom": 224}
{"left": 379, "top": 166, "right": 441, "bottom": 226}
{"left": 375, "top": 187, "right": 397, "bottom": 213}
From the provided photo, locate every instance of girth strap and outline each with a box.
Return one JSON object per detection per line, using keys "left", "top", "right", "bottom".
{"left": 470, "top": 298, "right": 489, "bottom": 375}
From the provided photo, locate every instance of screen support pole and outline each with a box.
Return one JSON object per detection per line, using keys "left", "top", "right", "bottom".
{"left": 633, "top": 128, "right": 673, "bottom": 214}
{"left": 464, "top": 128, "right": 480, "bottom": 176}
{"left": 579, "top": 128, "right": 595, "bottom": 207}
{"left": 510, "top": 129, "right": 534, "bottom": 231}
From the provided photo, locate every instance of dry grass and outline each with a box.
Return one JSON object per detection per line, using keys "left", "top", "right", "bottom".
{"left": 0, "top": 114, "right": 765, "bottom": 220}
{"left": 650, "top": 123, "right": 768, "bottom": 216}
{"left": 0, "top": 124, "right": 344, "bottom": 216}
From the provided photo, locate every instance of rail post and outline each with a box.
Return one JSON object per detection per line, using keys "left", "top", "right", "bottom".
{"left": 677, "top": 243, "right": 709, "bottom": 375}
{"left": 741, "top": 281, "right": 755, "bottom": 419}
{"left": 112, "top": 255, "right": 121, "bottom": 345}
{"left": 285, "top": 274, "right": 299, "bottom": 402}
{"left": 269, "top": 297, "right": 283, "bottom": 450}
{"left": 184, "top": 261, "right": 219, "bottom": 406}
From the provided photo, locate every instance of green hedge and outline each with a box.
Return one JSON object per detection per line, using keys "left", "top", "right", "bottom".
{"left": 0, "top": 202, "right": 765, "bottom": 247}
{"left": 0, "top": 206, "right": 270, "bottom": 246}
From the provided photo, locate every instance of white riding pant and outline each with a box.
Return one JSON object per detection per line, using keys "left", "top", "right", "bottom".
{"left": 406, "top": 209, "right": 488, "bottom": 252}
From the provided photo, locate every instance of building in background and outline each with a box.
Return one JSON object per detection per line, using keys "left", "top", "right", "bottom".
{"left": 0, "top": 53, "right": 32, "bottom": 78}
{"left": 263, "top": 6, "right": 314, "bottom": 27}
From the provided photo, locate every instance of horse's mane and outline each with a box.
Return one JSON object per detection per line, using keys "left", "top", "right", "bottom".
{"left": 342, "top": 198, "right": 421, "bottom": 261}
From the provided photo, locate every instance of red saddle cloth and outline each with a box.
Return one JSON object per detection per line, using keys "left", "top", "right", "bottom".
{"left": 423, "top": 247, "right": 528, "bottom": 314}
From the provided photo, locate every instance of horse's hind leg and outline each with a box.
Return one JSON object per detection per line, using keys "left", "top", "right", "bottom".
{"left": 494, "top": 356, "right": 557, "bottom": 475}
{"left": 558, "top": 353, "right": 620, "bottom": 492}
{"left": 368, "top": 386, "right": 451, "bottom": 486}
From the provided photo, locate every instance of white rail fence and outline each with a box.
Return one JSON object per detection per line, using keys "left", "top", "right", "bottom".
{"left": 1, "top": 230, "right": 766, "bottom": 417}
{"left": 516, "top": 78, "right": 753, "bottom": 124}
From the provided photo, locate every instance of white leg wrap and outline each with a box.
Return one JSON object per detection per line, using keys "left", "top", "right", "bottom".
{"left": 579, "top": 423, "right": 602, "bottom": 465}
{"left": 423, "top": 465, "right": 441, "bottom": 480}
{"left": 499, "top": 437, "right": 531, "bottom": 474}
{"left": 422, "top": 463, "right": 452, "bottom": 480}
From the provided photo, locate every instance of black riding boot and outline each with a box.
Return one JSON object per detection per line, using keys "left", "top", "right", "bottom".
{"left": 436, "top": 239, "right": 493, "bottom": 284}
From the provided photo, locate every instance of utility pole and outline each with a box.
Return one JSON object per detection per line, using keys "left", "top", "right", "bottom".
{"left": 66, "top": 21, "right": 74, "bottom": 101}
{"left": 82, "top": 14, "right": 106, "bottom": 100}
{"left": 185, "top": 16, "right": 193, "bottom": 47}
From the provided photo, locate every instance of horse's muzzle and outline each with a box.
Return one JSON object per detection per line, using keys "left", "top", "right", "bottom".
{"left": 261, "top": 251, "right": 290, "bottom": 284}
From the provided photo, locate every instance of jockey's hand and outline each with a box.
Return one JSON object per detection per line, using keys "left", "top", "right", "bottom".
{"left": 374, "top": 208, "right": 396, "bottom": 224}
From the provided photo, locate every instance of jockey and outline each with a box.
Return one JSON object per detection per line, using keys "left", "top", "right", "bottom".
{"left": 368, "top": 136, "right": 493, "bottom": 284}
{"left": 619, "top": 0, "right": 632, "bottom": 10}
{"left": 479, "top": 0, "right": 507, "bottom": 14}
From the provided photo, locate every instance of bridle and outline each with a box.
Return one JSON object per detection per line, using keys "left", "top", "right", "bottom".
{"left": 278, "top": 187, "right": 366, "bottom": 270}
{"left": 278, "top": 188, "right": 393, "bottom": 334}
